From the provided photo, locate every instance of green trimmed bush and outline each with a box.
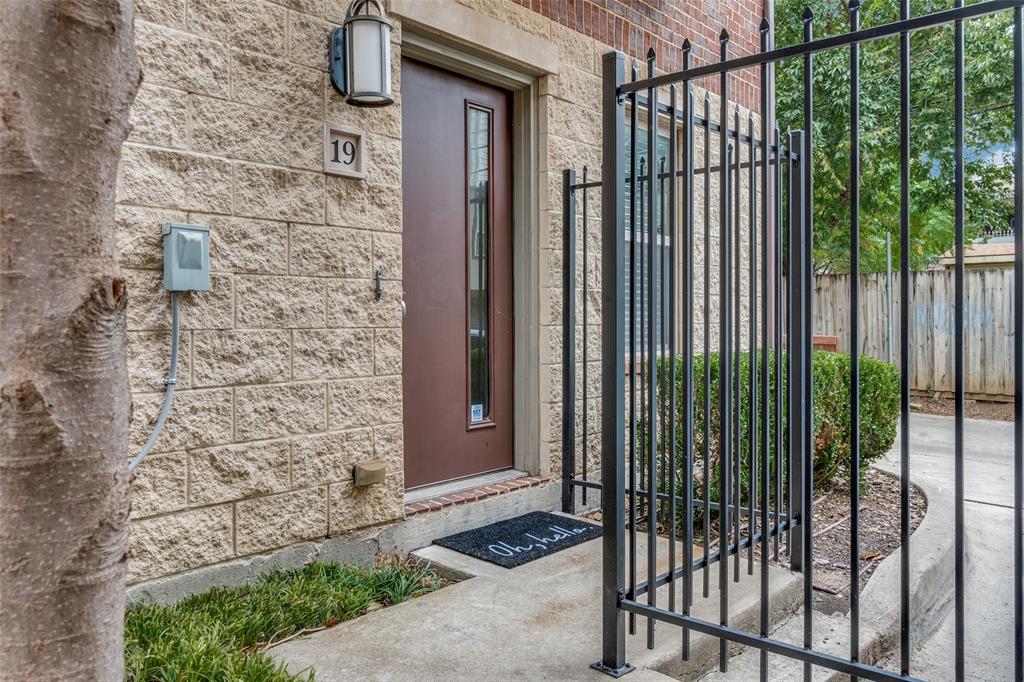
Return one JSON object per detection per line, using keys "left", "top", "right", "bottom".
{"left": 640, "top": 350, "right": 899, "bottom": 515}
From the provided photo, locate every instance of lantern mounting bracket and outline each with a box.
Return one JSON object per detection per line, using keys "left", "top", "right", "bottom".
{"left": 330, "top": 26, "right": 347, "bottom": 97}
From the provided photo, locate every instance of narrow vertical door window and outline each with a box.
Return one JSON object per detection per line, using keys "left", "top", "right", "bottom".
{"left": 467, "top": 105, "right": 492, "bottom": 426}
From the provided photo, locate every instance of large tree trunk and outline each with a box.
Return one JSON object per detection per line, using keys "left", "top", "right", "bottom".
{"left": 0, "top": 1, "right": 139, "bottom": 679}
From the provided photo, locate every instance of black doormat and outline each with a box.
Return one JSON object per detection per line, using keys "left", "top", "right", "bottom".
{"left": 433, "top": 511, "right": 601, "bottom": 568}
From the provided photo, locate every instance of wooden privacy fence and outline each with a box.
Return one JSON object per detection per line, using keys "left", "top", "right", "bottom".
{"left": 812, "top": 269, "right": 1015, "bottom": 399}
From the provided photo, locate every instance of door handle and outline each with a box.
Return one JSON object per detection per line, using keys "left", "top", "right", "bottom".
{"left": 401, "top": 299, "right": 407, "bottom": 320}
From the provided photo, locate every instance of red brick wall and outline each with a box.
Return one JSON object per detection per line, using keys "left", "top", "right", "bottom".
{"left": 512, "top": 0, "right": 767, "bottom": 110}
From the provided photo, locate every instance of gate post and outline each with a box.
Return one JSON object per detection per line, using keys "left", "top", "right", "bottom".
{"left": 562, "top": 169, "right": 577, "bottom": 515}
{"left": 592, "top": 49, "right": 632, "bottom": 678}
{"left": 786, "top": 130, "right": 807, "bottom": 573}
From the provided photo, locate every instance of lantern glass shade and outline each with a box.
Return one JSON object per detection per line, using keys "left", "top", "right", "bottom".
{"left": 344, "top": 0, "right": 393, "bottom": 107}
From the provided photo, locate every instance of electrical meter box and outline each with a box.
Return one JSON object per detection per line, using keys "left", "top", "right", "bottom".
{"left": 162, "top": 223, "right": 210, "bottom": 292}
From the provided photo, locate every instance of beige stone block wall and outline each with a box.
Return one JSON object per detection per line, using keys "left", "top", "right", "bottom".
{"left": 121, "top": 0, "right": 404, "bottom": 584}
{"left": 120, "top": 0, "right": 759, "bottom": 585}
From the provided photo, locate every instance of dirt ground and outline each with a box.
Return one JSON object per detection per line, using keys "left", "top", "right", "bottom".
{"left": 911, "top": 394, "right": 1014, "bottom": 421}
{"left": 803, "top": 468, "right": 926, "bottom": 614}
{"left": 606, "top": 468, "right": 927, "bottom": 617}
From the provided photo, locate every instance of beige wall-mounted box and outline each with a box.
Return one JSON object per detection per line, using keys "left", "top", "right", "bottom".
{"left": 353, "top": 460, "right": 386, "bottom": 487}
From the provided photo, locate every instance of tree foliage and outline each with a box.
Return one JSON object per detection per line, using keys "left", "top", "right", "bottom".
{"left": 774, "top": 0, "right": 1016, "bottom": 273}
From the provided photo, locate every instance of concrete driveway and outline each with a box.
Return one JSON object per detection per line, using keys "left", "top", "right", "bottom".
{"left": 877, "top": 412, "right": 1018, "bottom": 681}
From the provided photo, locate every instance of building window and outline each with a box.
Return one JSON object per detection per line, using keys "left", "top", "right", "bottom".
{"left": 625, "top": 128, "right": 671, "bottom": 364}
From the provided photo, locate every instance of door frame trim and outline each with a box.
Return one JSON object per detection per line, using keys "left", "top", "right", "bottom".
{"left": 400, "top": 29, "right": 543, "bottom": 477}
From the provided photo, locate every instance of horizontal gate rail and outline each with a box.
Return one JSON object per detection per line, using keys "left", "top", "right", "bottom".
{"left": 581, "top": 0, "right": 1024, "bottom": 680}
{"left": 619, "top": 0, "right": 1022, "bottom": 94}
{"left": 634, "top": 96, "right": 799, "bottom": 161}
{"left": 631, "top": 517, "right": 798, "bottom": 600}
{"left": 619, "top": 599, "right": 916, "bottom": 682}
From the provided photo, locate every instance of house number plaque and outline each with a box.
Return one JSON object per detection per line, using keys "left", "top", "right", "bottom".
{"left": 324, "top": 123, "right": 366, "bottom": 179}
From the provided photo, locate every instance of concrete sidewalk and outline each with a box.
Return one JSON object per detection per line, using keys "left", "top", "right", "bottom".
{"left": 271, "top": 528, "right": 801, "bottom": 681}
{"left": 698, "top": 454, "right": 955, "bottom": 681}
{"left": 698, "top": 412, "right": 1016, "bottom": 681}
{"left": 876, "top": 413, "right": 1018, "bottom": 681}
{"left": 271, "top": 412, "right": 1017, "bottom": 681}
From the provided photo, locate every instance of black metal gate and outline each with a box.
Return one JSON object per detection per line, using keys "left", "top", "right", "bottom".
{"left": 560, "top": 1, "right": 1024, "bottom": 679}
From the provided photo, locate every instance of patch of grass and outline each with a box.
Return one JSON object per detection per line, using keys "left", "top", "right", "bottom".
{"left": 125, "top": 556, "right": 444, "bottom": 681}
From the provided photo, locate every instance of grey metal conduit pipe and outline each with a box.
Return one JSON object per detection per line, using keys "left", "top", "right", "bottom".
{"left": 129, "top": 292, "right": 180, "bottom": 472}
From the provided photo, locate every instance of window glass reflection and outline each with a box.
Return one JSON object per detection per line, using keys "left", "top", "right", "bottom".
{"left": 468, "top": 106, "right": 491, "bottom": 424}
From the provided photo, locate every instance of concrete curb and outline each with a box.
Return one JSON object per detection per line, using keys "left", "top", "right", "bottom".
{"left": 650, "top": 563, "right": 803, "bottom": 680}
{"left": 834, "top": 460, "right": 957, "bottom": 677}
{"left": 697, "top": 461, "right": 955, "bottom": 681}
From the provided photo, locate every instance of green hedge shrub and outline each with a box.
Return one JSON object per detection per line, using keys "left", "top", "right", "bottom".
{"left": 640, "top": 350, "right": 899, "bottom": 510}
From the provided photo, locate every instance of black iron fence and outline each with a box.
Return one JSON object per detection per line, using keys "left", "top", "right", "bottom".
{"left": 980, "top": 222, "right": 1016, "bottom": 239}
{"left": 560, "top": 1, "right": 1024, "bottom": 680}
{"left": 562, "top": 166, "right": 601, "bottom": 514}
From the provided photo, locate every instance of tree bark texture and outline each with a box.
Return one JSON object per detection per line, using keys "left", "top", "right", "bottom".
{"left": 0, "top": 1, "right": 139, "bottom": 679}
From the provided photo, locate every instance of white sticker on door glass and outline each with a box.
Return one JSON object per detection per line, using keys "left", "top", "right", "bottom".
{"left": 470, "top": 404, "right": 484, "bottom": 423}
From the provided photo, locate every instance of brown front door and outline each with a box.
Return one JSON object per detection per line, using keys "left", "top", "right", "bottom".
{"left": 401, "top": 59, "right": 514, "bottom": 490}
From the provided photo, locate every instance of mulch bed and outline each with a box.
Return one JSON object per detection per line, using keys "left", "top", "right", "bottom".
{"left": 801, "top": 468, "right": 926, "bottom": 615}
{"left": 911, "top": 394, "right": 1014, "bottom": 421}
{"left": 589, "top": 467, "right": 927, "bottom": 617}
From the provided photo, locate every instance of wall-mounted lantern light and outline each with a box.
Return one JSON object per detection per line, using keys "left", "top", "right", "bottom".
{"left": 330, "top": 0, "right": 394, "bottom": 108}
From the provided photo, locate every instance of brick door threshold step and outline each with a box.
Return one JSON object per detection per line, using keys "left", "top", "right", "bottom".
{"left": 403, "top": 475, "right": 549, "bottom": 516}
